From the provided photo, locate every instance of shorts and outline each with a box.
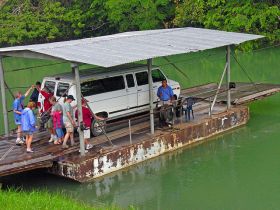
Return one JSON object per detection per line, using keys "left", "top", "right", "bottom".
{"left": 46, "top": 117, "right": 53, "bottom": 129}
{"left": 64, "top": 121, "right": 74, "bottom": 133}
{"left": 23, "top": 131, "right": 34, "bottom": 136}
{"left": 83, "top": 129, "right": 90, "bottom": 139}
{"left": 56, "top": 128, "right": 64, "bottom": 138}
{"left": 15, "top": 119, "right": 21, "bottom": 125}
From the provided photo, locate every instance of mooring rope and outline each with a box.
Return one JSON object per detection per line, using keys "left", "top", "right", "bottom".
{"left": 232, "top": 54, "right": 260, "bottom": 92}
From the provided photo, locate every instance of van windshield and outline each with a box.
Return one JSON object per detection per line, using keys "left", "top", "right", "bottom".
{"left": 81, "top": 76, "right": 125, "bottom": 96}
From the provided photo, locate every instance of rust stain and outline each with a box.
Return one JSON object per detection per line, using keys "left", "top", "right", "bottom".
{"left": 49, "top": 106, "right": 249, "bottom": 182}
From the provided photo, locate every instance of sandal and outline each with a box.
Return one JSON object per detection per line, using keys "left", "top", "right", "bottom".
{"left": 27, "top": 148, "right": 34, "bottom": 153}
{"left": 54, "top": 140, "right": 62, "bottom": 145}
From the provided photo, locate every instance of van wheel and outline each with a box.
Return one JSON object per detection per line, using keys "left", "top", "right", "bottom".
{"left": 91, "top": 120, "right": 106, "bottom": 137}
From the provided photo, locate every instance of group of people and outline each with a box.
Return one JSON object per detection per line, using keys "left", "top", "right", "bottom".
{"left": 12, "top": 81, "right": 99, "bottom": 153}
{"left": 13, "top": 78, "right": 174, "bottom": 153}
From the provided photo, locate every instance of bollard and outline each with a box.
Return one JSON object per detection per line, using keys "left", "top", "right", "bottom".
{"left": 129, "top": 120, "right": 132, "bottom": 144}
{"left": 209, "top": 97, "right": 212, "bottom": 116}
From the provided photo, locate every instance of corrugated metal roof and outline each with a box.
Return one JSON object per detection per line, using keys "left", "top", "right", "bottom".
{"left": 0, "top": 27, "right": 263, "bottom": 67}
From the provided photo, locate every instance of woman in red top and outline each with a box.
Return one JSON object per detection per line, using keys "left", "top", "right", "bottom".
{"left": 39, "top": 87, "right": 53, "bottom": 114}
{"left": 75, "top": 98, "right": 103, "bottom": 151}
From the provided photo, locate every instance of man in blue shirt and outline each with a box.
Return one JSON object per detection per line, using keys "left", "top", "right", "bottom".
{"left": 157, "top": 79, "right": 174, "bottom": 102}
{"left": 13, "top": 86, "right": 33, "bottom": 145}
{"left": 157, "top": 79, "right": 174, "bottom": 127}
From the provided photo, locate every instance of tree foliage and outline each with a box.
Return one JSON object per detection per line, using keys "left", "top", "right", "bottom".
{"left": 103, "top": 0, "right": 175, "bottom": 31}
{"left": 174, "top": 0, "right": 280, "bottom": 48}
{"left": 0, "top": 0, "right": 279, "bottom": 48}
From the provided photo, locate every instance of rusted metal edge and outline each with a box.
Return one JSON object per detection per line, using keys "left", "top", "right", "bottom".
{"left": 0, "top": 154, "right": 53, "bottom": 172}
{"left": 50, "top": 107, "right": 249, "bottom": 182}
{"left": 234, "top": 88, "right": 280, "bottom": 104}
{"left": 0, "top": 161, "right": 53, "bottom": 177}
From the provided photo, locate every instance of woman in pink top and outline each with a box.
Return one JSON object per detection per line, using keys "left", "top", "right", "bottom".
{"left": 49, "top": 96, "right": 64, "bottom": 145}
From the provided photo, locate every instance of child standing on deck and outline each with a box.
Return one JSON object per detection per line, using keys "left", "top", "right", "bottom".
{"left": 21, "top": 102, "right": 37, "bottom": 153}
{"left": 49, "top": 96, "right": 64, "bottom": 145}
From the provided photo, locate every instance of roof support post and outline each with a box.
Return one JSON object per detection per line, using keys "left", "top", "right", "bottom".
{"left": 0, "top": 56, "right": 9, "bottom": 136}
{"left": 72, "top": 63, "right": 85, "bottom": 156}
{"left": 226, "top": 45, "right": 231, "bottom": 109}
{"left": 147, "top": 58, "right": 154, "bottom": 135}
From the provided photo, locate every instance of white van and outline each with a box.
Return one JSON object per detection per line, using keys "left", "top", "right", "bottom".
{"left": 39, "top": 64, "right": 180, "bottom": 134}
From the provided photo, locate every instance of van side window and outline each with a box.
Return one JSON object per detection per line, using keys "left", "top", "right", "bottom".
{"left": 56, "top": 82, "right": 69, "bottom": 97}
{"left": 103, "top": 76, "right": 125, "bottom": 92}
{"left": 81, "top": 80, "right": 105, "bottom": 96}
{"left": 126, "top": 74, "right": 135, "bottom": 88}
{"left": 152, "top": 69, "right": 166, "bottom": 83}
{"left": 44, "top": 81, "right": 56, "bottom": 93}
{"left": 136, "top": 72, "right": 148, "bottom": 86}
{"left": 81, "top": 76, "right": 125, "bottom": 96}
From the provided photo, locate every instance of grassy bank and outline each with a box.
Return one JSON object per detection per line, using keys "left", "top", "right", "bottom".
{"left": 0, "top": 188, "right": 121, "bottom": 210}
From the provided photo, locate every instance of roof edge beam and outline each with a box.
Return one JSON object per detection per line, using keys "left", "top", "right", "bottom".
{"left": 0, "top": 51, "right": 63, "bottom": 61}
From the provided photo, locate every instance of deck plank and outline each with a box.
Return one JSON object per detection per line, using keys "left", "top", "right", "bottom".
{"left": 180, "top": 82, "right": 280, "bottom": 104}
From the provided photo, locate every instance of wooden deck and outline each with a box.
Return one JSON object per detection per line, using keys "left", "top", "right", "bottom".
{"left": 0, "top": 100, "right": 220, "bottom": 177}
{"left": 180, "top": 82, "right": 280, "bottom": 104}
{"left": 0, "top": 82, "right": 279, "bottom": 178}
{"left": 0, "top": 132, "right": 80, "bottom": 177}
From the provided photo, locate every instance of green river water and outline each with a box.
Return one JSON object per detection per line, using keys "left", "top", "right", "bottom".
{"left": 0, "top": 46, "right": 280, "bottom": 209}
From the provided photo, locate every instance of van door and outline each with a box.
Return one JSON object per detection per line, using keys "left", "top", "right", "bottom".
{"left": 56, "top": 82, "right": 71, "bottom": 104}
{"left": 135, "top": 71, "right": 149, "bottom": 109}
{"left": 135, "top": 69, "right": 167, "bottom": 109}
{"left": 38, "top": 80, "right": 57, "bottom": 111}
{"left": 152, "top": 69, "right": 166, "bottom": 101}
{"left": 81, "top": 76, "right": 127, "bottom": 119}
{"left": 125, "top": 74, "right": 138, "bottom": 111}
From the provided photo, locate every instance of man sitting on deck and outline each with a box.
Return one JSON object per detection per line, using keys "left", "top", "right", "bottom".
{"left": 157, "top": 79, "right": 174, "bottom": 127}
